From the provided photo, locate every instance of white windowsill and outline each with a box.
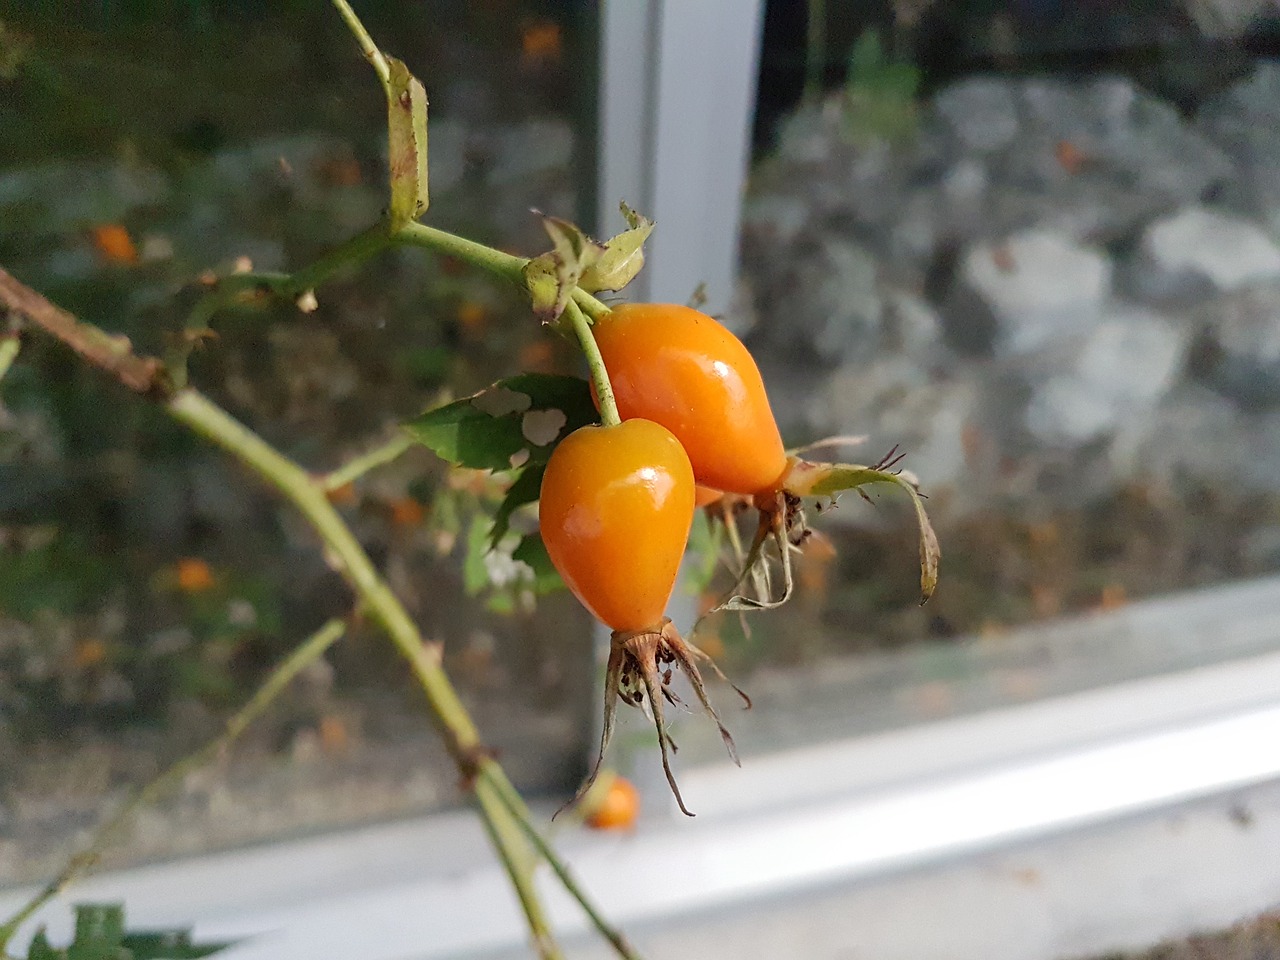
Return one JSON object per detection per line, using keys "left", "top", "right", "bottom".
{"left": 6, "top": 578, "right": 1280, "bottom": 960}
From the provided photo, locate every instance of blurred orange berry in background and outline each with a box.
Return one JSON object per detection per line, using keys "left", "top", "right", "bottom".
{"left": 389, "top": 496, "right": 426, "bottom": 528}
{"left": 72, "top": 637, "right": 109, "bottom": 669}
{"left": 584, "top": 772, "right": 640, "bottom": 831}
{"left": 520, "top": 20, "right": 561, "bottom": 68}
{"left": 90, "top": 224, "right": 138, "bottom": 265}
{"left": 175, "top": 557, "right": 215, "bottom": 594}
{"left": 326, "top": 481, "right": 358, "bottom": 506}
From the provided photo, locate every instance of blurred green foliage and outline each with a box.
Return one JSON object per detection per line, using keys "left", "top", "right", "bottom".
{"left": 23, "top": 903, "right": 233, "bottom": 960}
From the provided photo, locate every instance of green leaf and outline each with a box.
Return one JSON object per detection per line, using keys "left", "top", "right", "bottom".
{"left": 522, "top": 214, "right": 605, "bottom": 321}
{"left": 67, "top": 904, "right": 124, "bottom": 960}
{"left": 27, "top": 930, "right": 60, "bottom": 960}
{"left": 387, "top": 56, "right": 429, "bottom": 226}
{"left": 462, "top": 514, "right": 491, "bottom": 596}
{"left": 847, "top": 29, "right": 887, "bottom": 84}
{"left": 488, "top": 464, "right": 544, "bottom": 550}
{"left": 403, "top": 373, "right": 595, "bottom": 471}
{"left": 682, "top": 507, "right": 725, "bottom": 597}
{"left": 843, "top": 29, "right": 919, "bottom": 145}
{"left": 512, "top": 534, "right": 563, "bottom": 594}
{"left": 121, "top": 930, "right": 235, "bottom": 960}
{"left": 12, "top": 906, "right": 234, "bottom": 960}
{"left": 579, "top": 202, "right": 654, "bottom": 294}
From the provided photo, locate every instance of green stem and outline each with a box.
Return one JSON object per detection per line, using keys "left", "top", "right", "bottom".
{"left": 394, "top": 223, "right": 612, "bottom": 325}
{"left": 804, "top": 0, "right": 826, "bottom": 103}
{"left": 0, "top": 334, "right": 19, "bottom": 384}
{"left": 395, "top": 221, "right": 528, "bottom": 282}
{"left": 0, "top": 617, "right": 347, "bottom": 950}
{"left": 166, "top": 390, "right": 573, "bottom": 953}
{"left": 566, "top": 299, "right": 619, "bottom": 427}
{"left": 570, "top": 287, "right": 612, "bottom": 323}
{"left": 277, "top": 222, "right": 393, "bottom": 296}
{"left": 480, "top": 766, "right": 643, "bottom": 960}
{"left": 475, "top": 784, "right": 562, "bottom": 960}
{"left": 331, "top": 0, "right": 391, "bottom": 94}
{"left": 319, "top": 431, "right": 414, "bottom": 492}
{"left": 186, "top": 223, "right": 392, "bottom": 331}
{"left": 168, "top": 390, "right": 485, "bottom": 749}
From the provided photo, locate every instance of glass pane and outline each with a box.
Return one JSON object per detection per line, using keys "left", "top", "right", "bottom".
{"left": 689, "top": 3, "right": 1280, "bottom": 757}
{"left": 0, "top": 1, "right": 595, "bottom": 886}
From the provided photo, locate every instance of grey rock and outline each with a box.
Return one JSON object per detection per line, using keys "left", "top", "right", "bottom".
{"left": 933, "top": 78, "right": 1019, "bottom": 154}
{"left": 1135, "top": 206, "right": 1280, "bottom": 300}
{"left": 1197, "top": 60, "right": 1280, "bottom": 229}
{"left": 1240, "top": 412, "right": 1280, "bottom": 494}
{"left": 957, "top": 229, "right": 1112, "bottom": 356}
{"left": 1105, "top": 83, "right": 1232, "bottom": 200}
{"left": 773, "top": 100, "right": 843, "bottom": 166}
{"left": 422, "top": 118, "right": 470, "bottom": 195}
{"left": 888, "top": 187, "right": 943, "bottom": 264}
{"left": 1194, "top": 283, "right": 1280, "bottom": 407}
{"left": 189, "top": 459, "right": 255, "bottom": 532}
{"left": 818, "top": 360, "right": 978, "bottom": 497}
{"left": 741, "top": 192, "right": 811, "bottom": 248}
{"left": 882, "top": 288, "right": 944, "bottom": 357}
{"left": 0, "top": 160, "right": 171, "bottom": 233}
{"left": 1025, "top": 304, "right": 1188, "bottom": 446}
{"left": 780, "top": 237, "right": 883, "bottom": 365}
{"left": 997, "top": 77, "right": 1231, "bottom": 243}
{"left": 1111, "top": 383, "right": 1236, "bottom": 487}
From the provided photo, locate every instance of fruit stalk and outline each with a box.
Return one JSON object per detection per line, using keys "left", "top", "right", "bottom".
{"left": 565, "top": 299, "right": 621, "bottom": 427}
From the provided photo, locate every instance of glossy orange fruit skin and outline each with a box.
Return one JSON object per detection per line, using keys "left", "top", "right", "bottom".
{"left": 539, "top": 419, "right": 695, "bottom": 633}
{"left": 593, "top": 303, "right": 788, "bottom": 496}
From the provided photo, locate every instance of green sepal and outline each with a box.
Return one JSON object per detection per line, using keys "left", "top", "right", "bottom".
{"left": 579, "top": 202, "right": 654, "bottom": 294}
{"left": 522, "top": 214, "right": 605, "bottom": 322}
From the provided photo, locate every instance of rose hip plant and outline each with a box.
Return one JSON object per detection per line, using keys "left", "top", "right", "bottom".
{"left": 0, "top": 2, "right": 938, "bottom": 958}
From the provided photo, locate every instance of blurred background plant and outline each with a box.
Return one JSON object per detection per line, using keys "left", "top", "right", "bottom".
{"left": 0, "top": 0, "right": 596, "bottom": 889}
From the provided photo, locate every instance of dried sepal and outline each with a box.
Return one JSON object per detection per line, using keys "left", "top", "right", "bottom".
{"left": 560, "top": 618, "right": 746, "bottom": 818}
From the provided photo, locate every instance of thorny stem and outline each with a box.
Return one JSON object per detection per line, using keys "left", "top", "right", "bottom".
{"left": 174, "top": 387, "right": 645, "bottom": 958}
{"left": 0, "top": 267, "right": 165, "bottom": 394}
{"left": 566, "top": 299, "right": 620, "bottom": 427}
{"left": 396, "top": 640, "right": 563, "bottom": 960}
{"left": 319, "top": 430, "right": 415, "bottom": 492}
{"left": 0, "top": 617, "right": 348, "bottom": 951}
{"left": 172, "top": 391, "right": 568, "bottom": 958}
{"left": 168, "top": 389, "right": 487, "bottom": 746}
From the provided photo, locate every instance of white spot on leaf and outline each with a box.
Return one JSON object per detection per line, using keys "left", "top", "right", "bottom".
{"left": 522, "top": 408, "right": 567, "bottom": 446}
{"left": 473, "top": 386, "right": 533, "bottom": 417}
